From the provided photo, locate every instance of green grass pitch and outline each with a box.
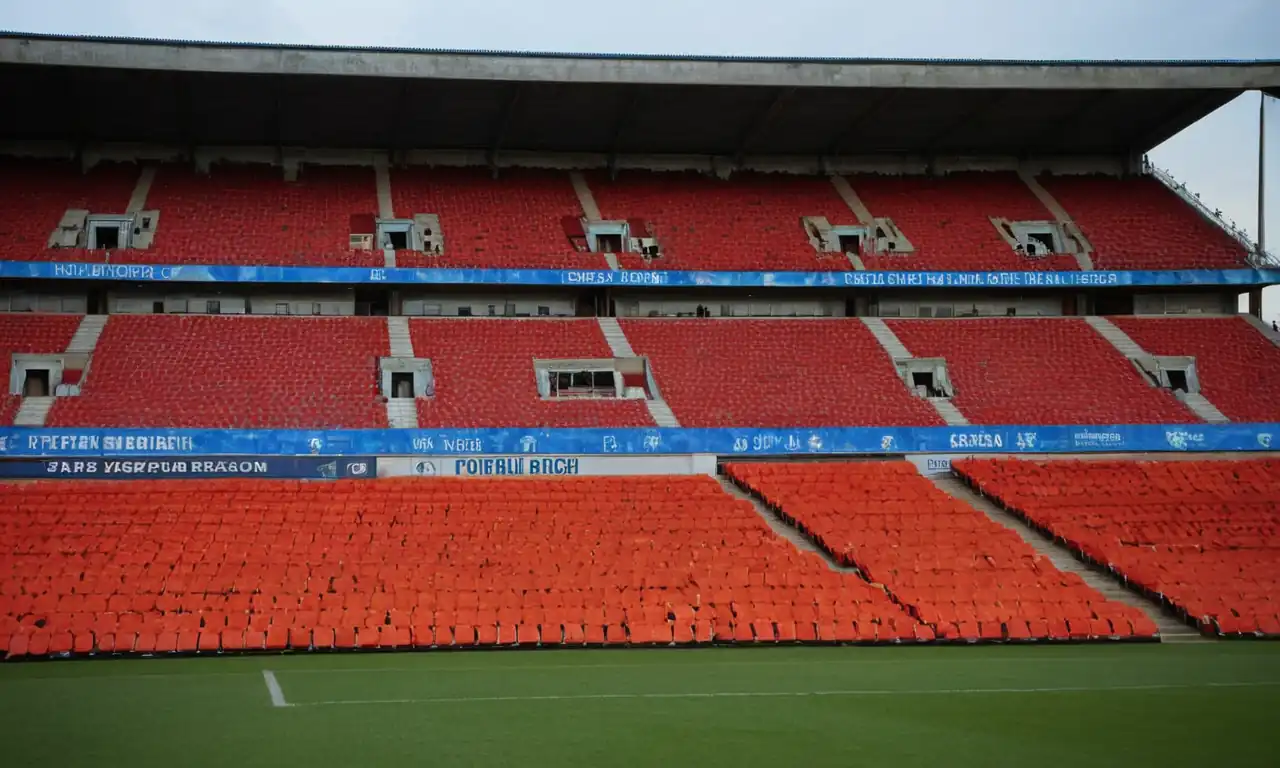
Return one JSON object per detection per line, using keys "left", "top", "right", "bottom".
{"left": 1, "top": 644, "right": 1277, "bottom": 767}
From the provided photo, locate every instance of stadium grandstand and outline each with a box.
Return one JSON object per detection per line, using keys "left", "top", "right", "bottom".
{"left": 0, "top": 30, "right": 1279, "bottom": 765}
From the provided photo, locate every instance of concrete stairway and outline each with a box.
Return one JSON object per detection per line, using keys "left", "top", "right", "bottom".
{"left": 716, "top": 474, "right": 860, "bottom": 574}
{"left": 1084, "top": 315, "right": 1147, "bottom": 358}
{"left": 66, "top": 315, "right": 109, "bottom": 355}
{"left": 387, "top": 316, "right": 414, "bottom": 358}
{"left": 645, "top": 399, "right": 680, "bottom": 428}
{"left": 927, "top": 473, "right": 1207, "bottom": 643}
{"left": 385, "top": 400, "right": 420, "bottom": 429}
{"left": 1181, "top": 392, "right": 1229, "bottom": 424}
{"left": 13, "top": 396, "right": 55, "bottom": 427}
{"left": 862, "top": 318, "right": 968, "bottom": 426}
{"left": 861, "top": 317, "right": 913, "bottom": 359}
{"left": 929, "top": 397, "right": 970, "bottom": 426}
{"left": 384, "top": 316, "right": 419, "bottom": 428}
{"left": 569, "top": 171, "right": 602, "bottom": 222}
{"left": 596, "top": 317, "right": 636, "bottom": 357}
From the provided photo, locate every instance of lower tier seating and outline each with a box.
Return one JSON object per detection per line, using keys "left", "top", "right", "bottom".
{"left": 953, "top": 458, "right": 1280, "bottom": 638}
{"left": 1110, "top": 316, "right": 1280, "bottom": 423}
{"left": 408, "top": 319, "right": 653, "bottom": 427}
{"left": 47, "top": 316, "right": 388, "bottom": 428}
{"left": 0, "top": 314, "right": 83, "bottom": 424}
{"left": 886, "top": 318, "right": 1195, "bottom": 424}
{"left": 726, "top": 462, "right": 1159, "bottom": 641}
{"left": 621, "top": 319, "right": 941, "bottom": 427}
{"left": 0, "top": 476, "right": 924, "bottom": 658}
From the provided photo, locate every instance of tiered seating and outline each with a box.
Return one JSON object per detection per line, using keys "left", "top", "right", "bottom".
{"left": 850, "top": 172, "right": 1080, "bottom": 272}
{"left": 1038, "top": 175, "right": 1248, "bottom": 270}
{"left": 954, "top": 458, "right": 1280, "bottom": 638}
{"left": 391, "top": 168, "right": 605, "bottom": 269}
{"left": 408, "top": 319, "right": 652, "bottom": 427}
{"left": 0, "top": 159, "right": 140, "bottom": 262}
{"left": 727, "top": 462, "right": 1158, "bottom": 641}
{"left": 886, "top": 318, "right": 1195, "bottom": 424}
{"left": 620, "top": 319, "right": 940, "bottom": 427}
{"left": 588, "top": 171, "right": 855, "bottom": 271}
{"left": 1110, "top": 316, "right": 1280, "bottom": 422}
{"left": 0, "top": 476, "right": 924, "bottom": 658}
{"left": 0, "top": 314, "right": 83, "bottom": 424}
{"left": 132, "top": 164, "right": 381, "bottom": 267}
{"left": 47, "top": 316, "right": 387, "bottom": 428}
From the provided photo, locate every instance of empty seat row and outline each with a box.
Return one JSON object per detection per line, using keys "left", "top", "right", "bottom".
{"left": 0, "top": 158, "right": 1248, "bottom": 271}
{"left": 725, "top": 461, "right": 1160, "bottom": 641}
{"left": 953, "top": 458, "right": 1280, "bottom": 638}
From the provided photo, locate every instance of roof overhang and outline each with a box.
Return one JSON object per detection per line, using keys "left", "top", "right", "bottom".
{"left": 1, "top": 33, "right": 1277, "bottom": 158}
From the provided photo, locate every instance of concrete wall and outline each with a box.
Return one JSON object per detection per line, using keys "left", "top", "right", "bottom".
{"left": 401, "top": 293, "right": 576, "bottom": 317}
{"left": 0, "top": 293, "right": 87, "bottom": 314}
{"left": 874, "top": 293, "right": 1062, "bottom": 318}
{"left": 1133, "top": 293, "right": 1237, "bottom": 316}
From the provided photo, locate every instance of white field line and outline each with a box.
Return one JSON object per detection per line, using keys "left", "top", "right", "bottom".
{"left": 288, "top": 680, "right": 1280, "bottom": 708}
{"left": 262, "top": 670, "right": 291, "bottom": 708}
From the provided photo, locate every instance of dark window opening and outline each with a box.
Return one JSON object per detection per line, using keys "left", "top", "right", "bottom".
{"left": 1028, "top": 232, "right": 1056, "bottom": 254}
{"left": 910, "top": 370, "right": 944, "bottom": 398}
{"left": 457, "top": 306, "right": 473, "bottom": 317}
{"left": 1006, "top": 307, "right": 1017, "bottom": 316}
{"left": 596, "top": 234, "right": 624, "bottom": 253}
{"left": 838, "top": 234, "right": 861, "bottom": 253}
{"left": 1167, "top": 369, "right": 1190, "bottom": 393}
{"left": 391, "top": 371, "right": 414, "bottom": 399}
{"left": 23, "top": 369, "right": 51, "bottom": 397}
{"left": 152, "top": 301, "right": 164, "bottom": 314}
{"left": 550, "top": 370, "right": 616, "bottom": 398}
{"left": 206, "top": 300, "right": 221, "bottom": 315}
{"left": 386, "top": 230, "right": 409, "bottom": 250}
{"left": 537, "top": 306, "right": 550, "bottom": 316}
{"left": 93, "top": 225, "right": 120, "bottom": 250}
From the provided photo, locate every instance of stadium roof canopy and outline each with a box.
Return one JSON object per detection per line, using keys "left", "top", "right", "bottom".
{"left": 2, "top": 32, "right": 1278, "bottom": 160}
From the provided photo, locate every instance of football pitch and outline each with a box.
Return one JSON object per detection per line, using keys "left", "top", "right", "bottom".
{"left": 1, "top": 644, "right": 1277, "bottom": 767}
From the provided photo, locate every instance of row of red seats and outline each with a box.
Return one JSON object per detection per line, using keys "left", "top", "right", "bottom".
{"left": 0, "top": 158, "right": 1248, "bottom": 270}
{"left": 953, "top": 458, "right": 1280, "bottom": 638}
{"left": 0, "top": 476, "right": 924, "bottom": 658}
{"left": 725, "top": 461, "right": 1160, "bottom": 641}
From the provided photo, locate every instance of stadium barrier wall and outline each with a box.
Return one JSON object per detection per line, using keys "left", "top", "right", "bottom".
{"left": 0, "top": 456, "right": 375, "bottom": 480}
{"left": 3, "top": 261, "right": 1279, "bottom": 289}
{"left": 378, "top": 454, "right": 717, "bottom": 478}
{"left": 0, "top": 424, "right": 1275, "bottom": 458}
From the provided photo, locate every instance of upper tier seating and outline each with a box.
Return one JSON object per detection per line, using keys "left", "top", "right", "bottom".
{"left": 131, "top": 164, "right": 382, "bottom": 267}
{"left": 1109, "top": 316, "right": 1280, "bottom": 423}
{"left": 727, "top": 462, "right": 1157, "bottom": 641}
{"left": 589, "top": 171, "right": 855, "bottom": 271}
{"left": 47, "top": 316, "right": 388, "bottom": 429}
{"left": 0, "top": 159, "right": 140, "bottom": 263}
{"left": 850, "top": 172, "right": 1081, "bottom": 272}
{"left": 0, "top": 476, "right": 924, "bottom": 658}
{"left": 953, "top": 458, "right": 1280, "bottom": 638}
{"left": 408, "top": 319, "right": 653, "bottom": 428}
{"left": 1038, "top": 175, "right": 1248, "bottom": 270}
{"left": 0, "top": 314, "right": 83, "bottom": 424}
{"left": 886, "top": 318, "right": 1196, "bottom": 424}
{"left": 391, "top": 168, "right": 604, "bottom": 270}
{"left": 620, "top": 319, "right": 941, "bottom": 427}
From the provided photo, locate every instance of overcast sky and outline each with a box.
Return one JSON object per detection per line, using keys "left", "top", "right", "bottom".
{"left": 2, "top": 0, "right": 1277, "bottom": 314}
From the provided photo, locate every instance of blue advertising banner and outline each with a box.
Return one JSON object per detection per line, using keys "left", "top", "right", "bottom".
{"left": 0, "top": 455, "right": 376, "bottom": 479}
{"left": 0, "top": 424, "right": 1274, "bottom": 458}
{"left": 2, "top": 260, "right": 1278, "bottom": 290}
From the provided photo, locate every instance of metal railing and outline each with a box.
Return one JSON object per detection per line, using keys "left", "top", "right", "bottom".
{"left": 1144, "top": 159, "right": 1277, "bottom": 268}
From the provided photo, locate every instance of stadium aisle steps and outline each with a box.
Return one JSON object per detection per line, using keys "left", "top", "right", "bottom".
{"left": 714, "top": 475, "right": 859, "bottom": 573}
{"left": 725, "top": 461, "right": 1161, "bottom": 643}
{"left": 0, "top": 314, "right": 83, "bottom": 425}
{"left": 953, "top": 458, "right": 1280, "bottom": 639}
{"left": 927, "top": 473, "right": 1203, "bottom": 642}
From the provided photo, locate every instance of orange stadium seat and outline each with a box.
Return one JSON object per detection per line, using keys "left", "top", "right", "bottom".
{"left": 0, "top": 476, "right": 926, "bottom": 659}
{"left": 725, "top": 461, "right": 1158, "bottom": 642}
{"left": 953, "top": 458, "right": 1280, "bottom": 638}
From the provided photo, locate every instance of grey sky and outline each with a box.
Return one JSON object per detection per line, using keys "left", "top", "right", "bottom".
{"left": 2, "top": 0, "right": 1277, "bottom": 314}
